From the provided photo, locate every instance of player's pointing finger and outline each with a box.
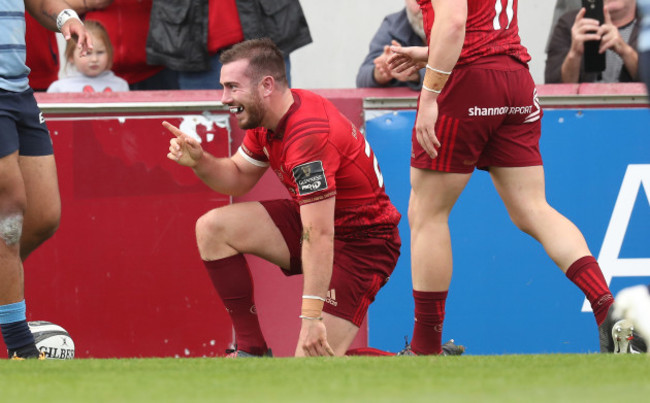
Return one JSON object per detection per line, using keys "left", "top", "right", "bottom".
{"left": 162, "top": 121, "right": 184, "bottom": 138}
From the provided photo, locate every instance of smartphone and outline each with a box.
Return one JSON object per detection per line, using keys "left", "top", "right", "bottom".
{"left": 581, "top": 0, "right": 605, "bottom": 73}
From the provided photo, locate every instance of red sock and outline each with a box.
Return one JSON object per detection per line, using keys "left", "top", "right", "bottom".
{"left": 203, "top": 255, "right": 267, "bottom": 355}
{"left": 565, "top": 255, "right": 613, "bottom": 326}
{"left": 411, "top": 290, "right": 448, "bottom": 355}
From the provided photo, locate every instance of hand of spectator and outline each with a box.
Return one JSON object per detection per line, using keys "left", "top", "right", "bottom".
{"left": 598, "top": 6, "right": 633, "bottom": 56}
{"left": 61, "top": 18, "right": 93, "bottom": 56}
{"left": 569, "top": 7, "right": 601, "bottom": 57}
{"left": 387, "top": 44, "right": 428, "bottom": 75}
{"left": 388, "top": 40, "right": 421, "bottom": 83}
{"left": 373, "top": 45, "right": 394, "bottom": 85}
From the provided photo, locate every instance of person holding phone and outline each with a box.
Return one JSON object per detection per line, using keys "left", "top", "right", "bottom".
{"left": 638, "top": 0, "right": 650, "bottom": 91}
{"left": 545, "top": 0, "right": 640, "bottom": 83}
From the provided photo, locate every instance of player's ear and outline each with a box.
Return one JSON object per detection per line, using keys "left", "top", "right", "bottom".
{"left": 260, "top": 75, "right": 274, "bottom": 96}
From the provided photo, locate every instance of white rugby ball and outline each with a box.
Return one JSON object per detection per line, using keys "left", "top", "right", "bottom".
{"left": 28, "top": 321, "right": 75, "bottom": 360}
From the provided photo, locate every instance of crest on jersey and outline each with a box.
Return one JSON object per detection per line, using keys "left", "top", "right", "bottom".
{"left": 293, "top": 161, "right": 327, "bottom": 195}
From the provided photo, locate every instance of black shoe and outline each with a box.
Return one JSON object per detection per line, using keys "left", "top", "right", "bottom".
{"left": 8, "top": 343, "right": 45, "bottom": 360}
{"left": 225, "top": 344, "right": 273, "bottom": 358}
{"left": 441, "top": 339, "right": 466, "bottom": 356}
{"left": 397, "top": 337, "right": 465, "bottom": 356}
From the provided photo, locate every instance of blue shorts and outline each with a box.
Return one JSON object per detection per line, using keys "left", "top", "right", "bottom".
{"left": 0, "top": 88, "right": 53, "bottom": 158}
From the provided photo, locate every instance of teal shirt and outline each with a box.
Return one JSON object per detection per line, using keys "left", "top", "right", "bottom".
{"left": 0, "top": 1, "right": 31, "bottom": 92}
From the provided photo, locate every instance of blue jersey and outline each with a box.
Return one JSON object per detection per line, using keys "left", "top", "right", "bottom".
{"left": 1, "top": 1, "right": 31, "bottom": 92}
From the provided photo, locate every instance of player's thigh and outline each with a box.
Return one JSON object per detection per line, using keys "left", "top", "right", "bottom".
{"left": 197, "top": 201, "right": 291, "bottom": 268}
{"left": 322, "top": 312, "right": 359, "bottom": 356}
{"left": 490, "top": 165, "right": 548, "bottom": 219}
{"left": 18, "top": 154, "right": 61, "bottom": 227}
{"left": 409, "top": 167, "right": 471, "bottom": 219}
{"left": 0, "top": 151, "right": 27, "bottom": 212}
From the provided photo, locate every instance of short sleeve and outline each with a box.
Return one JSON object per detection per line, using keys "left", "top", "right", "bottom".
{"left": 239, "top": 130, "right": 270, "bottom": 167}
{"left": 285, "top": 132, "right": 339, "bottom": 204}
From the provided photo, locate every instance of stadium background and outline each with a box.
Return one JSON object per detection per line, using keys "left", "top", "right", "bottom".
{"left": 2, "top": 2, "right": 646, "bottom": 358}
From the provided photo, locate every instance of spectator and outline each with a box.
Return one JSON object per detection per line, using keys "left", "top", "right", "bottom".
{"left": 546, "top": 0, "right": 583, "bottom": 50}
{"left": 146, "top": 0, "right": 312, "bottom": 89}
{"left": 47, "top": 20, "right": 129, "bottom": 93}
{"left": 546, "top": 0, "right": 640, "bottom": 83}
{"left": 356, "top": 0, "right": 427, "bottom": 90}
{"left": 84, "top": 0, "right": 179, "bottom": 90}
{"left": 24, "top": 0, "right": 111, "bottom": 91}
{"left": 1, "top": 0, "right": 91, "bottom": 360}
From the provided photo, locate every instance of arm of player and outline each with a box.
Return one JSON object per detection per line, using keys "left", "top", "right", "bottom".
{"left": 294, "top": 197, "right": 336, "bottom": 357}
{"left": 163, "top": 121, "right": 266, "bottom": 196}
{"left": 414, "top": 0, "right": 467, "bottom": 159}
{"left": 64, "top": 0, "right": 114, "bottom": 13}
{"left": 25, "top": 0, "right": 92, "bottom": 54}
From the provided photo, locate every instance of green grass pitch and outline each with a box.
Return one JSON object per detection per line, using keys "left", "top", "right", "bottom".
{"left": 1, "top": 354, "right": 648, "bottom": 402}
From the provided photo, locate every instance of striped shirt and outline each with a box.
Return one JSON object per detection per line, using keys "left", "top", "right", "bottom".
{"left": 1, "top": 1, "right": 30, "bottom": 92}
{"left": 601, "top": 20, "right": 636, "bottom": 82}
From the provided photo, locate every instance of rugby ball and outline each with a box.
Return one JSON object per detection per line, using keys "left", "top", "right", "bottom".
{"left": 28, "top": 321, "right": 75, "bottom": 359}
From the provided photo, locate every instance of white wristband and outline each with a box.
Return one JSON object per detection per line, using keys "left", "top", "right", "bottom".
{"left": 56, "top": 9, "right": 82, "bottom": 32}
{"left": 425, "top": 64, "right": 452, "bottom": 75}
{"left": 302, "top": 295, "right": 326, "bottom": 302}
{"left": 422, "top": 84, "right": 442, "bottom": 94}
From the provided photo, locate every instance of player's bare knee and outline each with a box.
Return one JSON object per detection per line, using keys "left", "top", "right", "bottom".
{"left": 0, "top": 213, "right": 24, "bottom": 246}
{"left": 31, "top": 213, "right": 61, "bottom": 242}
{"left": 195, "top": 212, "right": 224, "bottom": 255}
{"left": 509, "top": 213, "right": 535, "bottom": 236}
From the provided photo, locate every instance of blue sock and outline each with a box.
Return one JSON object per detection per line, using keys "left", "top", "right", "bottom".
{"left": 0, "top": 301, "right": 35, "bottom": 350}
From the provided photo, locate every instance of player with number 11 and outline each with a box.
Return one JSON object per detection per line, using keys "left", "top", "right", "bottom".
{"left": 387, "top": 0, "right": 644, "bottom": 355}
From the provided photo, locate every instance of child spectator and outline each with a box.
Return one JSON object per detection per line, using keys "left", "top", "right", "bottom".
{"left": 47, "top": 20, "right": 129, "bottom": 93}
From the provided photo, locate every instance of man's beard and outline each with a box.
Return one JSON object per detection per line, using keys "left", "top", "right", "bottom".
{"left": 406, "top": 7, "right": 426, "bottom": 42}
{"left": 239, "top": 93, "right": 265, "bottom": 130}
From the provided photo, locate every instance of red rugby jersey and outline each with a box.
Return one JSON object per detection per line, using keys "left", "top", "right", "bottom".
{"left": 239, "top": 89, "right": 401, "bottom": 239}
{"left": 418, "top": 0, "right": 531, "bottom": 66}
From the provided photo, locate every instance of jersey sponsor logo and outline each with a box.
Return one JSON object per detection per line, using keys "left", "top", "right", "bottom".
{"left": 467, "top": 89, "right": 541, "bottom": 123}
{"left": 523, "top": 88, "right": 541, "bottom": 123}
{"left": 583, "top": 164, "right": 650, "bottom": 312}
{"left": 293, "top": 161, "right": 328, "bottom": 196}
{"left": 467, "top": 105, "right": 534, "bottom": 117}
